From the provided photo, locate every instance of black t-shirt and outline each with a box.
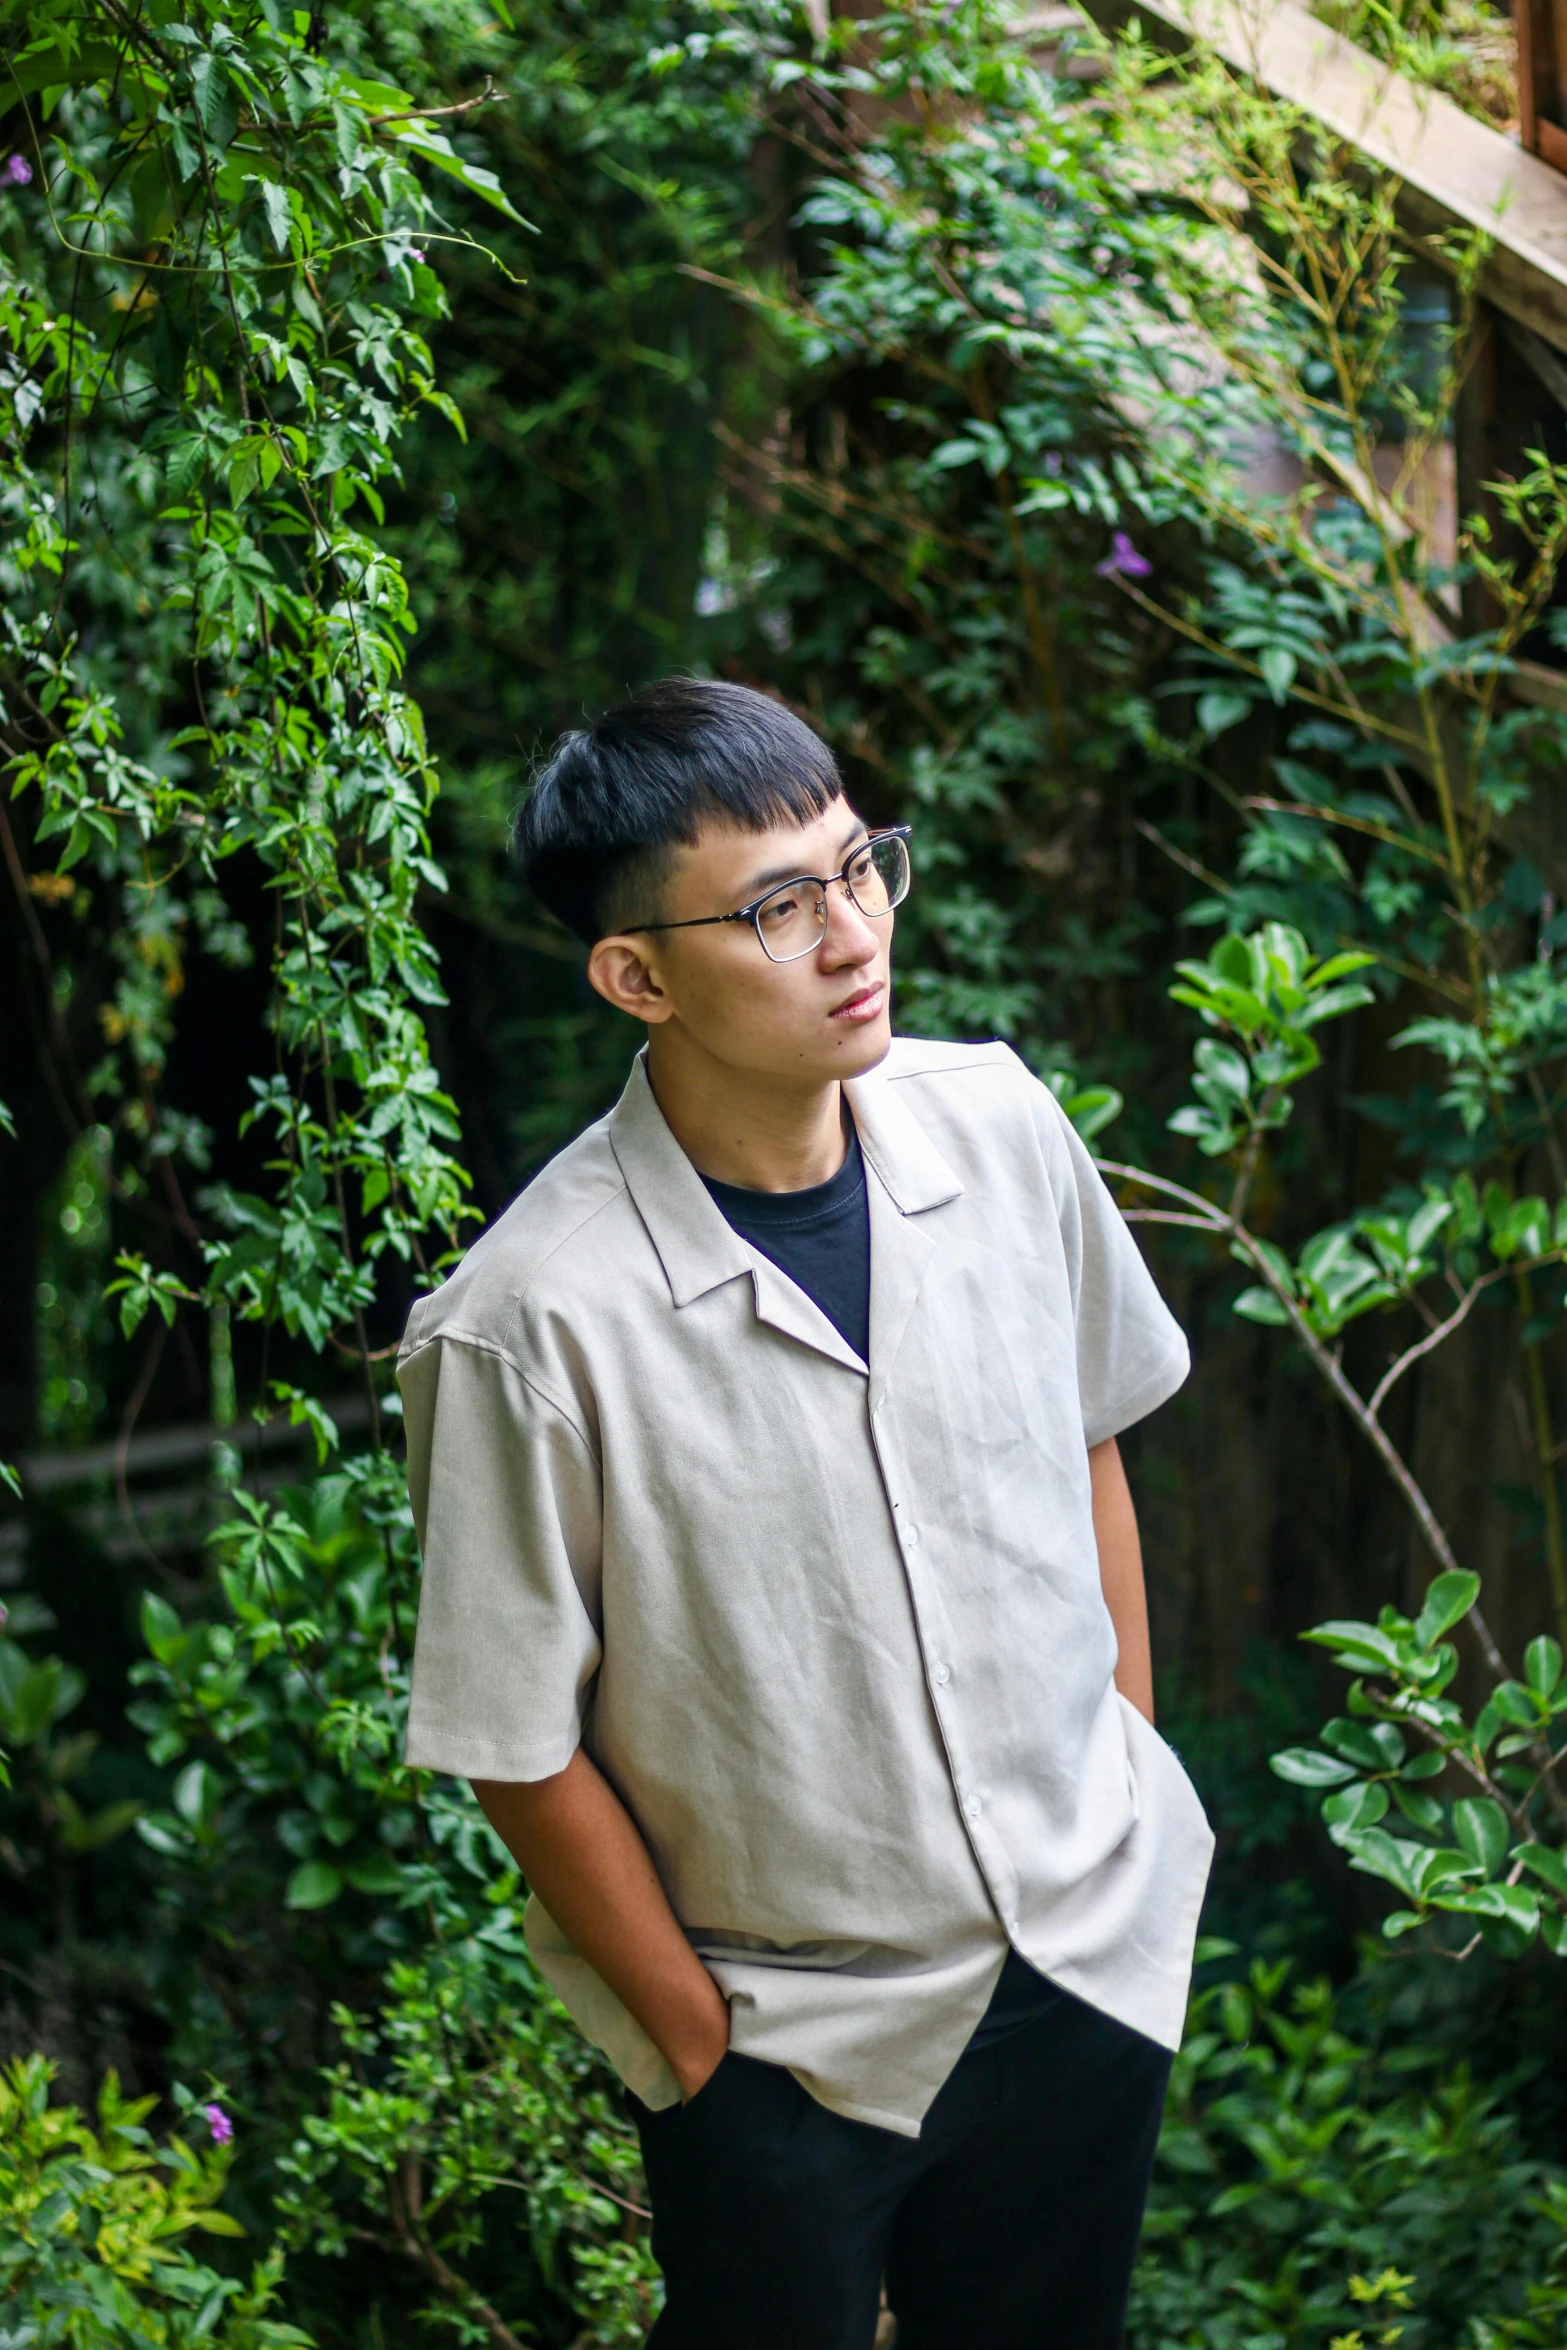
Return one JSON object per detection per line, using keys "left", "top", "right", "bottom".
{"left": 702, "top": 1118, "right": 1056, "bottom": 2050}
{"left": 702, "top": 1121, "right": 871, "bottom": 1362}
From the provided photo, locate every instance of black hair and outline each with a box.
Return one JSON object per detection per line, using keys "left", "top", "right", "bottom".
{"left": 514, "top": 678, "right": 843, "bottom": 946}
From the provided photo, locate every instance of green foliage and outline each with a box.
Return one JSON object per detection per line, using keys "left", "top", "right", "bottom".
{"left": 1272, "top": 1570, "right": 1567, "bottom": 1961}
{"left": 3, "top": 0, "right": 474, "bottom": 1358}
{"left": 704, "top": 2, "right": 1216, "bottom": 1092}
{"left": 1131, "top": 1956, "right": 1564, "bottom": 2350}
{"left": 8, "top": 1, "right": 1567, "bottom": 2345}
{"left": 3, "top": 5, "right": 785, "bottom": 2341}
{"left": 118, "top": 1463, "right": 657, "bottom": 2343}
{"left": 127, "top": 1468, "right": 454, "bottom": 2047}
{"left": 0, "top": 2056, "right": 305, "bottom": 2350}
{"left": 274, "top": 1949, "right": 659, "bottom": 2348}
{"left": 1466, "top": 2181, "right": 1567, "bottom": 2346}
{"left": 0, "top": 1593, "right": 143, "bottom": 1876}
{"left": 1168, "top": 924, "right": 1375, "bottom": 1159}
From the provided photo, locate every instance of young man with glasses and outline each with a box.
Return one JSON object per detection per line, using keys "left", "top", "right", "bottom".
{"left": 399, "top": 679, "right": 1212, "bottom": 2350}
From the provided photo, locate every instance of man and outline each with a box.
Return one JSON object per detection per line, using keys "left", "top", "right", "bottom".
{"left": 399, "top": 679, "right": 1212, "bottom": 2350}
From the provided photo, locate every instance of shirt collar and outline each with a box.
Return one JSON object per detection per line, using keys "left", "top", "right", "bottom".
{"left": 608, "top": 1052, "right": 753, "bottom": 1307}
{"left": 844, "top": 1056, "right": 964, "bottom": 1215}
{"left": 607, "top": 1047, "right": 964, "bottom": 1311}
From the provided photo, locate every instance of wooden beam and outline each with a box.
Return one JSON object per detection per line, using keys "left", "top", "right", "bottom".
{"left": 1068, "top": 0, "right": 1567, "bottom": 354}
{"left": 1517, "top": 0, "right": 1567, "bottom": 171}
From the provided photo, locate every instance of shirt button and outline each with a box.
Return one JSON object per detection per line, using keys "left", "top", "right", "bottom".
{"left": 932, "top": 1662, "right": 950, "bottom": 1686}
{"left": 904, "top": 1526, "right": 921, "bottom": 1547}
{"left": 964, "top": 1794, "right": 983, "bottom": 1819}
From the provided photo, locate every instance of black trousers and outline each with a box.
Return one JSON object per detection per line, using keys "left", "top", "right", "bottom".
{"left": 630, "top": 1981, "right": 1171, "bottom": 2350}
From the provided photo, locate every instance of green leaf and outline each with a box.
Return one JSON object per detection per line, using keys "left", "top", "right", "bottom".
{"left": 1390, "top": 1783, "right": 1444, "bottom": 1833}
{"left": 1465, "top": 1883, "right": 1541, "bottom": 1936}
{"left": 173, "top": 1760, "right": 221, "bottom": 1830}
{"left": 0, "top": 39, "right": 130, "bottom": 114}
{"left": 1294, "top": 980, "right": 1374, "bottom": 1028}
{"left": 1452, "top": 1796, "right": 1509, "bottom": 1879}
{"left": 1488, "top": 1682, "right": 1539, "bottom": 1728}
{"left": 1307, "top": 951, "right": 1377, "bottom": 987}
{"left": 1524, "top": 1635, "right": 1563, "bottom": 1699}
{"left": 286, "top": 1861, "right": 343, "bottom": 1910}
{"left": 1233, "top": 1286, "right": 1291, "bottom": 1326}
{"left": 1301, "top": 1620, "right": 1404, "bottom": 1671}
{"left": 57, "top": 1796, "right": 144, "bottom": 1853}
{"left": 1324, "top": 1779, "right": 1390, "bottom": 1840}
{"left": 1321, "top": 1715, "right": 1403, "bottom": 1770}
{"left": 1192, "top": 1037, "right": 1250, "bottom": 1102}
{"left": 4, "top": 1650, "right": 86, "bottom": 1737}
{"left": 1340, "top": 1826, "right": 1425, "bottom": 1900}
{"left": 384, "top": 121, "right": 532, "bottom": 225}
{"left": 1412, "top": 1571, "right": 1480, "bottom": 1650}
{"left": 1270, "top": 1746, "right": 1357, "bottom": 1787}
{"left": 1197, "top": 691, "right": 1250, "bottom": 738}
{"left": 1515, "top": 1843, "right": 1567, "bottom": 1900}
{"left": 1259, "top": 644, "right": 1296, "bottom": 703}
{"left": 342, "top": 1851, "right": 405, "bottom": 1896}
{"left": 260, "top": 180, "right": 290, "bottom": 253}
{"left": 140, "top": 1591, "right": 187, "bottom": 1665}
{"left": 1064, "top": 1085, "right": 1123, "bottom": 1141}
{"left": 267, "top": 1382, "right": 340, "bottom": 1467}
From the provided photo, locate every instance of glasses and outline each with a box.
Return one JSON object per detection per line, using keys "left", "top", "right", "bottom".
{"left": 625, "top": 826, "right": 913, "bottom": 965}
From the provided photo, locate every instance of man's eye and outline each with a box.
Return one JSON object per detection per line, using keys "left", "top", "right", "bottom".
{"left": 761, "top": 889, "right": 809, "bottom": 924}
{"left": 845, "top": 849, "right": 874, "bottom": 885}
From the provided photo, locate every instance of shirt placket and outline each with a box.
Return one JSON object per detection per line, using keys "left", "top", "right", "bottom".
{"left": 867, "top": 1392, "right": 1024, "bottom": 1941}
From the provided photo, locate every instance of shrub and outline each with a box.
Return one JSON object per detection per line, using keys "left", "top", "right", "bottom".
{"left": 0, "top": 2056, "right": 306, "bottom": 2350}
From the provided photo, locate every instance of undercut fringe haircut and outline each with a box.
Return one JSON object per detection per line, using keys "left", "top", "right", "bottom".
{"left": 515, "top": 679, "right": 843, "bottom": 946}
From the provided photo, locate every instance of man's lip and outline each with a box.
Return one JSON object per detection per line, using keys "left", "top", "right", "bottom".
{"left": 830, "top": 981, "right": 885, "bottom": 1021}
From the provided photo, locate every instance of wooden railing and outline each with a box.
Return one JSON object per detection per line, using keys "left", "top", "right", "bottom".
{"left": 1061, "top": 0, "right": 1567, "bottom": 348}
{"left": 1026, "top": 0, "right": 1567, "bottom": 704}
{"left": 0, "top": 1396, "right": 372, "bottom": 1582}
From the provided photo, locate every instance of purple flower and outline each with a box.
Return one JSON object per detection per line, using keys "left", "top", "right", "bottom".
{"left": 409, "top": 247, "right": 425, "bottom": 263}
{"left": 1095, "top": 529, "right": 1152, "bottom": 581}
{"left": 203, "top": 2104, "right": 234, "bottom": 2147}
{"left": 2, "top": 155, "right": 32, "bottom": 188}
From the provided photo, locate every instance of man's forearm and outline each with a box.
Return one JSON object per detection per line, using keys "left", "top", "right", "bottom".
{"left": 1089, "top": 1435, "right": 1154, "bottom": 1724}
{"left": 472, "top": 1750, "right": 729, "bottom": 2098}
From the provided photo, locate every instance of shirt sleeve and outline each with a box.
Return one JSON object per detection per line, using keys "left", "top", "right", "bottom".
{"left": 1029, "top": 1083, "right": 1190, "bottom": 1448}
{"left": 399, "top": 1333, "right": 604, "bottom": 1781}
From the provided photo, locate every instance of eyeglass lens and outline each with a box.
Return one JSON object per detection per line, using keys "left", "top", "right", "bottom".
{"left": 754, "top": 834, "right": 910, "bottom": 964}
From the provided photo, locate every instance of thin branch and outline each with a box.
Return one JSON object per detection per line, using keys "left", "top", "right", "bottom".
{"left": 1120, "top": 1209, "right": 1229, "bottom": 1231}
{"left": 1242, "top": 795, "right": 1448, "bottom": 868}
{"left": 388, "top": 2155, "right": 535, "bottom": 2350}
{"left": 1099, "top": 1158, "right": 1511, "bottom": 1682}
{"left": 1366, "top": 1269, "right": 1510, "bottom": 1418}
{"left": 1134, "top": 819, "right": 1232, "bottom": 898}
{"left": 368, "top": 78, "right": 499, "bottom": 126}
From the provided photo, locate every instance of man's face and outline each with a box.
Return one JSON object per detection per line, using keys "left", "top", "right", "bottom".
{"left": 592, "top": 798, "right": 895, "bottom": 1086}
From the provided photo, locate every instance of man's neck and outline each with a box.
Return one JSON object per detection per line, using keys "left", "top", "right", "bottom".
{"left": 644, "top": 1031, "right": 849, "bottom": 1193}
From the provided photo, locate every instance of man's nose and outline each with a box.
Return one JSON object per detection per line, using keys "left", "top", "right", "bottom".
{"left": 818, "top": 878, "right": 882, "bottom": 962}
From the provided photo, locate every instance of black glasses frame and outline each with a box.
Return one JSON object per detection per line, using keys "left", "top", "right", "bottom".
{"left": 622, "top": 826, "right": 913, "bottom": 963}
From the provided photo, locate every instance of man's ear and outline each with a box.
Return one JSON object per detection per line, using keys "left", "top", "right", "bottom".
{"left": 587, "top": 934, "right": 676, "bottom": 1025}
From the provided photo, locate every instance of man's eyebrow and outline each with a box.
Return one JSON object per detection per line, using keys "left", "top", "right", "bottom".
{"left": 738, "top": 821, "right": 871, "bottom": 899}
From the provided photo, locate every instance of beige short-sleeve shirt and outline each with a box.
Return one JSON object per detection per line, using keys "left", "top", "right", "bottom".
{"left": 400, "top": 1039, "right": 1213, "bottom": 2136}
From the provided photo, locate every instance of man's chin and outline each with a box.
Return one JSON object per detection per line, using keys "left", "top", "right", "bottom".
{"left": 831, "top": 1017, "right": 894, "bottom": 1078}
